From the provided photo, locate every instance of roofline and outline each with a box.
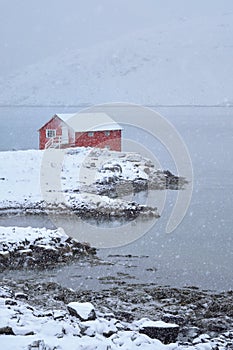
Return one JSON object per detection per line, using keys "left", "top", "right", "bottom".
{"left": 37, "top": 114, "right": 65, "bottom": 131}
{"left": 58, "top": 112, "right": 123, "bottom": 131}
{"left": 38, "top": 113, "right": 123, "bottom": 132}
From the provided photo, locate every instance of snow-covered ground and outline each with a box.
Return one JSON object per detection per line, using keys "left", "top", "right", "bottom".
{"left": 0, "top": 226, "right": 68, "bottom": 250}
{"left": 0, "top": 147, "right": 172, "bottom": 217}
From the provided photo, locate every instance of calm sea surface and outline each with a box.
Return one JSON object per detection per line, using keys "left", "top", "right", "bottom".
{"left": 0, "top": 106, "right": 233, "bottom": 291}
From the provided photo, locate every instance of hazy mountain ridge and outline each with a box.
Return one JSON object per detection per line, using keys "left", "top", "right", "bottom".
{"left": 0, "top": 13, "right": 233, "bottom": 106}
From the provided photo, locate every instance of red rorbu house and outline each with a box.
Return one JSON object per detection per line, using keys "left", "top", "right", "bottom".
{"left": 38, "top": 112, "right": 122, "bottom": 151}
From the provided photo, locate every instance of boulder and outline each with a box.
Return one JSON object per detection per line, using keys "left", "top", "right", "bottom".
{"left": 139, "top": 320, "right": 179, "bottom": 344}
{"left": 0, "top": 326, "right": 15, "bottom": 335}
{"left": 15, "top": 292, "right": 28, "bottom": 300}
{"left": 67, "top": 301, "right": 96, "bottom": 321}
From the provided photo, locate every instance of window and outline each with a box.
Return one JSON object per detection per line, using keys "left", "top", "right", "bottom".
{"left": 46, "top": 129, "right": 56, "bottom": 138}
{"left": 88, "top": 132, "right": 94, "bottom": 137}
{"left": 105, "top": 131, "right": 110, "bottom": 136}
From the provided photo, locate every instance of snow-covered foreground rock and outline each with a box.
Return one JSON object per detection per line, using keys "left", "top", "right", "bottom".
{"left": 0, "top": 226, "right": 96, "bottom": 270}
{"left": 0, "top": 148, "right": 186, "bottom": 218}
{"left": 0, "top": 285, "right": 232, "bottom": 350}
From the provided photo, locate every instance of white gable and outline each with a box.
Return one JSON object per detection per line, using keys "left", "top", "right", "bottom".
{"left": 56, "top": 112, "right": 122, "bottom": 132}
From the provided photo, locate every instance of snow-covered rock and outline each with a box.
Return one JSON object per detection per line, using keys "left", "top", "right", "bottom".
{"left": 138, "top": 319, "right": 179, "bottom": 344}
{"left": 0, "top": 226, "right": 96, "bottom": 270}
{"left": 67, "top": 301, "right": 96, "bottom": 321}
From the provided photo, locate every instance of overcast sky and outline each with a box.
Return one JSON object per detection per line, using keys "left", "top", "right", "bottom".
{"left": 0, "top": 0, "right": 232, "bottom": 77}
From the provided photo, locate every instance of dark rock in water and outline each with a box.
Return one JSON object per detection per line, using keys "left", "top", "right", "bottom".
{"left": 163, "top": 169, "right": 187, "bottom": 190}
{"left": 0, "top": 326, "right": 15, "bottom": 335}
{"left": 163, "top": 170, "right": 174, "bottom": 177}
{"left": 139, "top": 320, "right": 179, "bottom": 344}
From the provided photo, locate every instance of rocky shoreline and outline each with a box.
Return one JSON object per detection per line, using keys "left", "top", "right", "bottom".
{"left": 0, "top": 280, "right": 232, "bottom": 349}
{"left": 0, "top": 227, "right": 232, "bottom": 349}
{"left": 94, "top": 169, "right": 187, "bottom": 198}
{"left": 0, "top": 195, "right": 159, "bottom": 219}
{"left": 0, "top": 226, "right": 96, "bottom": 271}
{"left": 1, "top": 149, "right": 230, "bottom": 348}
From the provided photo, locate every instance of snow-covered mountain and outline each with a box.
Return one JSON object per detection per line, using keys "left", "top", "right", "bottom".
{"left": 0, "top": 13, "right": 232, "bottom": 106}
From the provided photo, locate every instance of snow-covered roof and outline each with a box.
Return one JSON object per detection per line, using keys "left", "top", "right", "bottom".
{"left": 56, "top": 112, "right": 122, "bottom": 132}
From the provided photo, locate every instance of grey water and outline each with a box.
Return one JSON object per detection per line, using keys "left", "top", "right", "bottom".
{"left": 0, "top": 106, "right": 233, "bottom": 292}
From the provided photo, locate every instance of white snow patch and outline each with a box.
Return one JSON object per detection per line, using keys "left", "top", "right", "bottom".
{"left": 140, "top": 320, "right": 179, "bottom": 328}
{"left": 67, "top": 301, "right": 95, "bottom": 321}
{"left": 0, "top": 226, "right": 68, "bottom": 252}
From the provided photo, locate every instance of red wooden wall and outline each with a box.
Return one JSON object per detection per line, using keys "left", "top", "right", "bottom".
{"left": 75, "top": 130, "right": 121, "bottom": 151}
{"left": 39, "top": 116, "right": 121, "bottom": 151}
{"left": 39, "top": 116, "right": 74, "bottom": 150}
